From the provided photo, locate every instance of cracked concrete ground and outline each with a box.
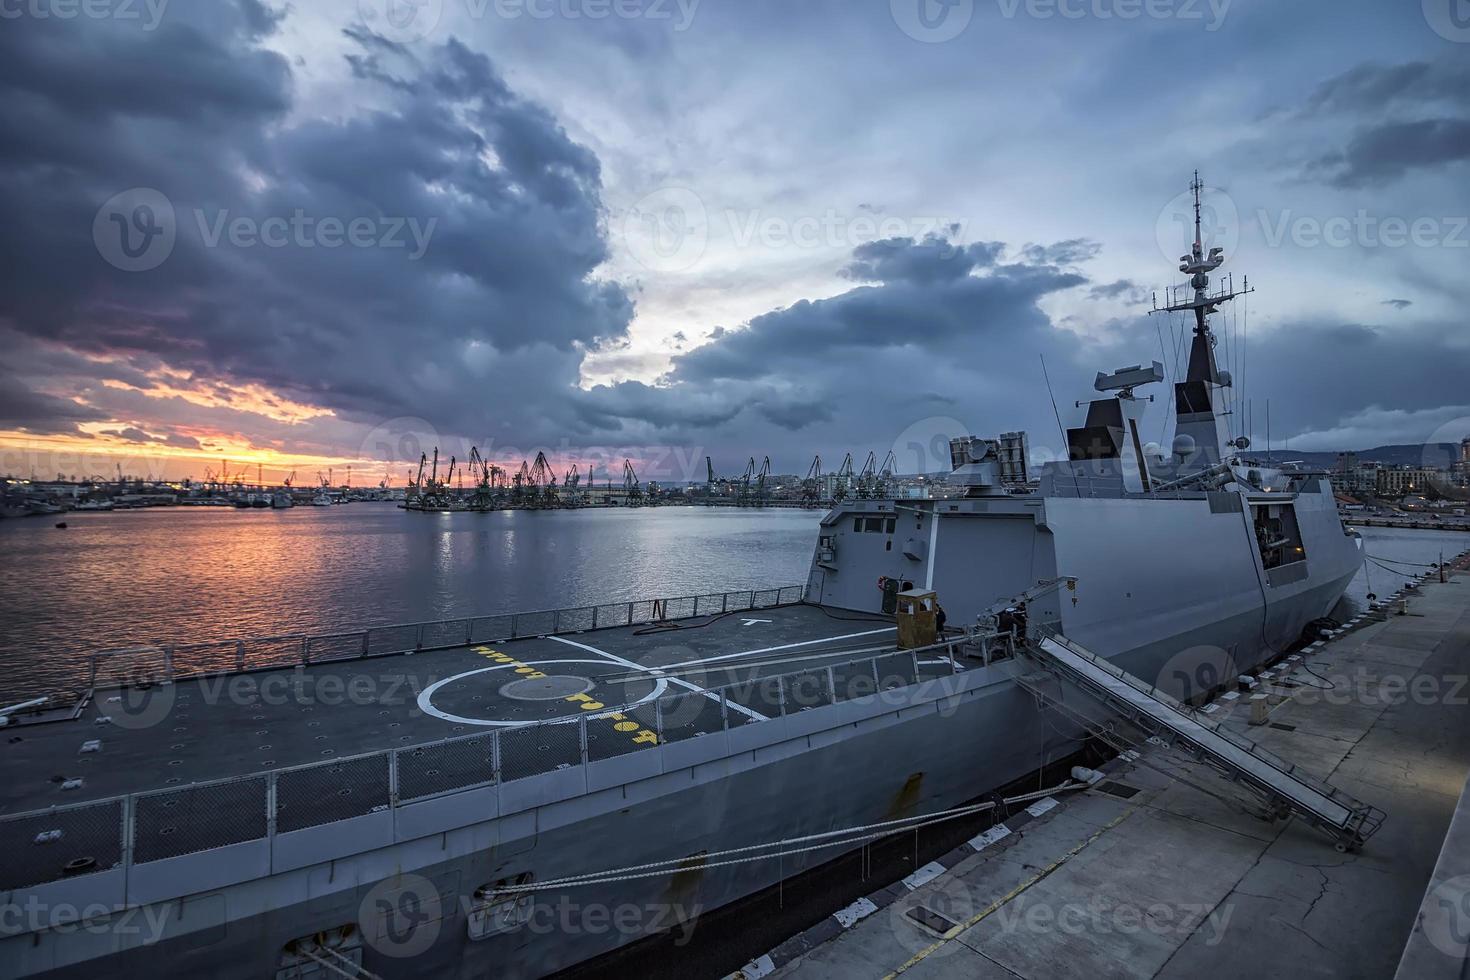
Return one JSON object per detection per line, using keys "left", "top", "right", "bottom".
{"left": 771, "top": 570, "right": 1470, "bottom": 980}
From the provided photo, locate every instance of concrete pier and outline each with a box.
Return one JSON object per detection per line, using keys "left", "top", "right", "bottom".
{"left": 735, "top": 559, "right": 1470, "bottom": 979}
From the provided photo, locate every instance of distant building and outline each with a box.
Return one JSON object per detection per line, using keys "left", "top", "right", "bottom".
{"left": 1376, "top": 466, "right": 1449, "bottom": 497}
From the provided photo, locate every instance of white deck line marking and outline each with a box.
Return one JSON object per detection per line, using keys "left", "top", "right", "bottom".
{"left": 417, "top": 659, "right": 668, "bottom": 727}
{"left": 834, "top": 896, "right": 879, "bottom": 928}
{"left": 968, "top": 824, "right": 1011, "bottom": 852}
{"left": 1025, "top": 797, "right": 1059, "bottom": 818}
{"left": 902, "top": 861, "right": 947, "bottom": 891}
{"left": 548, "top": 635, "right": 769, "bottom": 722}
{"left": 657, "top": 627, "right": 896, "bottom": 671}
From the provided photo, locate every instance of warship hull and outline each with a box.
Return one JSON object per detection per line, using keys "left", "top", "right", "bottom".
{"left": 5, "top": 479, "right": 1361, "bottom": 979}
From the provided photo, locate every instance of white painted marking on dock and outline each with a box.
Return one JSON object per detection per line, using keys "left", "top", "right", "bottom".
{"left": 902, "top": 861, "right": 947, "bottom": 891}
{"left": 658, "top": 628, "right": 897, "bottom": 671}
{"left": 549, "top": 635, "right": 770, "bottom": 721}
{"left": 968, "top": 824, "right": 1011, "bottom": 851}
{"left": 1202, "top": 703, "right": 1220, "bottom": 714}
{"left": 1222, "top": 691, "right": 1241, "bottom": 701}
{"left": 416, "top": 659, "right": 668, "bottom": 727}
{"left": 1025, "top": 797, "right": 1059, "bottom": 818}
{"left": 834, "top": 897, "right": 879, "bottom": 928}
{"left": 728, "top": 954, "right": 776, "bottom": 979}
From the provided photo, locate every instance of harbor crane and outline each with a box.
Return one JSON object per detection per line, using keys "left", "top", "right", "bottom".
{"left": 833, "top": 452, "right": 855, "bottom": 503}
{"left": 802, "top": 455, "right": 823, "bottom": 508}
{"left": 623, "top": 459, "right": 643, "bottom": 507}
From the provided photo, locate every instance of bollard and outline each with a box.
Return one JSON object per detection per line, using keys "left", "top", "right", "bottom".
{"left": 1249, "top": 693, "right": 1270, "bottom": 726}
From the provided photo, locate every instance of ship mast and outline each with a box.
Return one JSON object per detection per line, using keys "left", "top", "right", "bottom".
{"left": 1150, "top": 171, "right": 1253, "bottom": 474}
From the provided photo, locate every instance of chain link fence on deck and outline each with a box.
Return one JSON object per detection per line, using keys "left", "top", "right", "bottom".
{"left": 275, "top": 754, "right": 391, "bottom": 833}
{"left": 0, "top": 798, "right": 123, "bottom": 890}
{"left": 133, "top": 776, "right": 269, "bottom": 862}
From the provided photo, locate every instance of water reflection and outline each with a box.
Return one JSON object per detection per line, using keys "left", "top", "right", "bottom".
{"left": 0, "top": 505, "right": 821, "bottom": 699}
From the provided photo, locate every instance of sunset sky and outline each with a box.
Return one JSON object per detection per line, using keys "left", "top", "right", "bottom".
{"left": 3, "top": 0, "right": 1468, "bottom": 485}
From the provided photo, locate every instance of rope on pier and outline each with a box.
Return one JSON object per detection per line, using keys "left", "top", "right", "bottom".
{"left": 485, "top": 782, "right": 1085, "bottom": 893}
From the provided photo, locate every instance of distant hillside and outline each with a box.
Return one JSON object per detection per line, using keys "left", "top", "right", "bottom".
{"left": 1271, "top": 443, "right": 1463, "bottom": 469}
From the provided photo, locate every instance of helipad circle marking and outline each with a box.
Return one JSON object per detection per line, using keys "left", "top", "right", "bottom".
{"left": 417, "top": 659, "right": 668, "bottom": 728}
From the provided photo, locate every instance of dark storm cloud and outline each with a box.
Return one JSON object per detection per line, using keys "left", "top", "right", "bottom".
{"left": 841, "top": 234, "right": 1003, "bottom": 284}
{"left": 1302, "top": 58, "right": 1470, "bottom": 116}
{"left": 0, "top": 1, "right": 632, "bottom": 451}
{"left": 1285, "top": 57, "right": 1470, "bottom": 189}
{"left": 0, "top": 377, "right": 107, "bottom": 436}
{"left": 577, "top": 234, "right": 1092, "bottom": 465}
{"left": 98, "top": 427, "right": 201, "bottom": 450}
{"left": 1314, "top": 118, "right": 1470, "bottom": 189}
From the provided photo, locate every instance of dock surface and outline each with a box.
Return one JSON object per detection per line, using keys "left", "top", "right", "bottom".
{"left": 745, "top": 565, "right": 1470, "bottom": 980}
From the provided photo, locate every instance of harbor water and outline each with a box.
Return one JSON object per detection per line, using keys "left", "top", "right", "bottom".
{"left": 0, "top": 506, "right": 1459, "bottom": 702}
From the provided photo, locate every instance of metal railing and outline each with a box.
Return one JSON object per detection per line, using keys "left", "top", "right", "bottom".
{"left": 2, "top": 631, "right": 967, "bottom": 894}
{"left": 84, "top": 585, "right": 809, "bottom": 692}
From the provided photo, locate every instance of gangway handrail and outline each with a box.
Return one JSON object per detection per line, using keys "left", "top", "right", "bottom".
{"left": 1022, "top": 628, "right": 1385, "bottom": 850}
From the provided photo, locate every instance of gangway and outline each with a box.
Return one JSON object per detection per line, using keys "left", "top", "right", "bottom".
{"left": 1014, "top": 629, "right": 1385, "bottom": 852}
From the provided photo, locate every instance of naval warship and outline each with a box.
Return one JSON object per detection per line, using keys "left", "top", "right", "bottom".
{"left": 0, "top": 177, "right": 1362, "bottom": 978}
